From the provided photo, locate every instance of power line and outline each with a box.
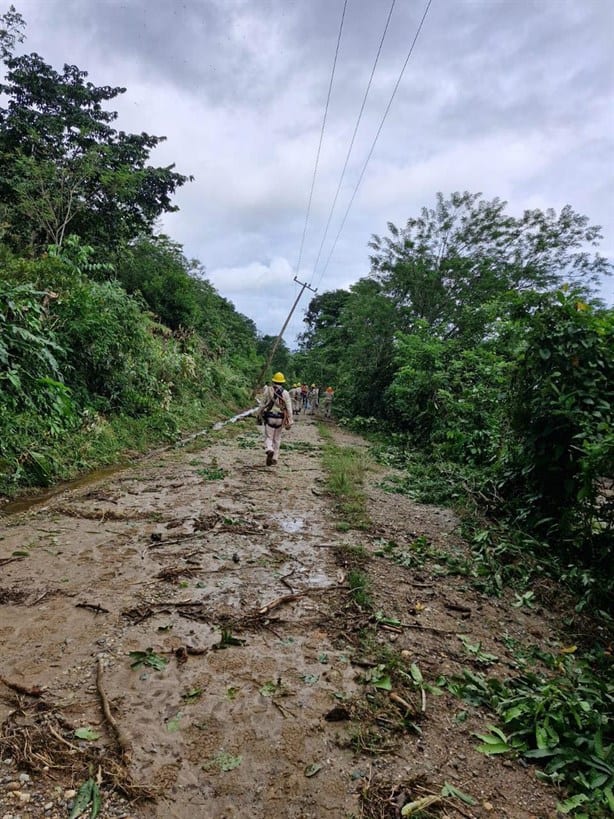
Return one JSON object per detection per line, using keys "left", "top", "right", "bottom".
{"left": 253, "top": 276, "right": 317, "bottom": 390}
{"left": 257, "top": 4, "right": 347, "bottom": 381}
{"left": 308, "top": 0, "right": 397, "bottom": 285}
{"left": 294, "top": 0, "right": 348, "bottom": 279}
{"left": 314, "top": 0, "right": 433, "bottom": 290}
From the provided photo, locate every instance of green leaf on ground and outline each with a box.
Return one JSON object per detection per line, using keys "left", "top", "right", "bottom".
{"left": 181, "top": 687, "right": 203, "bottom": 703}
{"left": 129, "top": 648, "right": 168, "bottom": 671}
{"left": 74, "top": 727, "right": 101, "bottom": 741}
{"left": 203, "top": 751, "right": 242, "bottom": 772}
{"left": 441, "top": 782, "right": 476, "bottom": 805}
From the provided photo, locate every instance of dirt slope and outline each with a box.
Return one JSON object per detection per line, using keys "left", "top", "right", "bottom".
{"left": 0, "top": 416, "right": 563, "bottom": 818}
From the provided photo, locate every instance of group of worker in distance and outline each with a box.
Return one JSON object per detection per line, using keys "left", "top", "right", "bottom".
{"left": 256, "top": 372, "right": 335, "bottom": 467}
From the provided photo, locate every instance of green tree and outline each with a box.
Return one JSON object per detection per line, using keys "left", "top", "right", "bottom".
{"left": 0, "top": 52, "right": 190, "bottom": 251}
{"left": 339, "top": 280, "right": 398, "bottom": 417}
{"left": 505, "top": 292, "right": 614, "bottom": 564}
{"left": 255, "top": 334, "right": 293, "bottom": 380}
{"left": 0, "top": 5, "right": 25, "bottom": 62}
{"left": 369, "top": 192, "right": 611, "bottom": 341}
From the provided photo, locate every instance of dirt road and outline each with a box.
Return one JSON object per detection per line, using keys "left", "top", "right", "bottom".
{"left": 0, "top": 415, "right": 562, "bottom": 818}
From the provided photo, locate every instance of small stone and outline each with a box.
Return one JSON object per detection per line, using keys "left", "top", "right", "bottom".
{"left": 44, "top": 803, "right": 54, "bottom": 812}
{"left": 16, "top": 791, "right": 31, "bottom": 803}
{"left": 5, "top": 782, "right": 20, "bottom": 791}
{"left": 64, "top": 789, "right": 77, "bottom": 799}
{"left": 17, "top": 773, "right": 30, "bottom": 783}
{"left": 483, "top": 802, "right": 494, "bottom": 812}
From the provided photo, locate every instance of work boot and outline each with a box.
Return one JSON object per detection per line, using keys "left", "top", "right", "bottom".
{"left": 266, "top": 450, "right": 274, "bottom": 466}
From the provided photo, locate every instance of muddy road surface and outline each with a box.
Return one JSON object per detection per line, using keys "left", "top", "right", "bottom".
{"left": 1, "top": 416, "right": 564, "bottom": 818}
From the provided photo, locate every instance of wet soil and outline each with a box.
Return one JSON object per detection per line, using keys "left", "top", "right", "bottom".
{"left": 0, "top": 416, "right": 567, "bottom": 818}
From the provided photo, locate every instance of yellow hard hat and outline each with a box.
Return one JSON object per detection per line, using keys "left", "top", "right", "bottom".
{"left": 311, "top": 383, "right": 316, "bottom": 387}
{"left": 271, "top": 372, "right": 286, "bottom": 384}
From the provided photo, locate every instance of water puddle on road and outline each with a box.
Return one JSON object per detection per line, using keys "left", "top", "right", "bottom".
{"left": 273, "top": 514, "right": 305, "bottom": 534}
{"left": 0, "top": 464, "right": 127, "bottom": 517}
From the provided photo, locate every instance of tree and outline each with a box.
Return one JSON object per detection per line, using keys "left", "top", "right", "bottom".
{"left": 0, "top": 52, "right": 191, "bottom": 251}
{"left": 0, "top": 5, "right": 25, "bottom": 62}
{"left": 506, "top": 292, "right": 614, "bottom": 563}
{"left": 256, "top": 334, "right": 293, "bottom": 379}
{"left": 369, "top": 192, "right": 611, "bottom": 341}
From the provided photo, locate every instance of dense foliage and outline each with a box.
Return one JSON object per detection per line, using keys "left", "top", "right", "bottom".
{"left": 298, "top": 193, "right": 613, "bottom": 815}
{"left": 298, "top": 192, "right": 613, "bottom": 610}
{"left": 0, "top": 9, "right": 262, "bottom": 492}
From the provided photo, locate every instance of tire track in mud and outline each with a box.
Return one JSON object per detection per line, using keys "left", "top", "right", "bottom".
{"left": 0, "top": 417, "right": 563, "bottom": 818}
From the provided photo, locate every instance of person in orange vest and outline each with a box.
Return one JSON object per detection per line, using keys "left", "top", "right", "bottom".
{"left": 323, "top": 386, "right": 334, "bottom": 418}
{"left": 257, "top": 372, "right": 293, "bottom": 466}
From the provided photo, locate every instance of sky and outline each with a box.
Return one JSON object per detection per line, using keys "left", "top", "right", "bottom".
{"left": 8, "top": 0, "right": 614, "bottom": 343}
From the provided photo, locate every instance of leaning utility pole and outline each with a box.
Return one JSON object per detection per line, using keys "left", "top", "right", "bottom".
{"left": 254, "top": 276, "right": 317, "bottom": 390}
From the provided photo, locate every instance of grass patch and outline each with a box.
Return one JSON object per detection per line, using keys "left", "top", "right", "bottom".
{"left": 347, "top": 568, "right": 372, "bottom": 610}
{"left": 320, "top": 437, "right": 370, "bottom": 530}
{"left": 196, "top": 459, "right": 225, "bottom": 480}
{"left": 0, "top": 394, "right": 238, "bottom": 497}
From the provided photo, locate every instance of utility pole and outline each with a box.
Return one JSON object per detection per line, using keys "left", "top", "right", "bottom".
{"left": 254, "top": 276, "right": 317, "bottom": 390}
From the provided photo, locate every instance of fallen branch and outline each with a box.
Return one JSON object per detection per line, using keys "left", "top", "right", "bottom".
{"left": 47, "top": 723, "right": 81, "bottom": 752}
{"left": 27, "top": 590, "right": 50, "bottom": 606}
{"left": 76, "top": 602, "right": 111, "bottom": 614}
{"left": 0, "top": 556, "right": 25, "bottom": 567}
{"left": 96, "top": 658, "right": 131, "bottom": 757}
{"left": 389, "top": 691, "right": 417, "bottom": 714}
{"left": 258, "top": 585, "right": 340, "bottom": 616}
{"left": 258, "top": 592, "right": 304, "bottom": 615}
{"left": 148, "top": 532, "right": 206, "bottom": 549}
{"left": 0, "top": 674, "right": 45, "bottom": 697}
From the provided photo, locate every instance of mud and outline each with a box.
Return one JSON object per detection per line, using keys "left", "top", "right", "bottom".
{"left": 0, "top": 416, "right": 566, "bottom": 817}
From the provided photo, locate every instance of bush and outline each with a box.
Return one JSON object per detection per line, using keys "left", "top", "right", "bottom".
{"left": 504, "top": 292, "right": 613, "bottom": 569}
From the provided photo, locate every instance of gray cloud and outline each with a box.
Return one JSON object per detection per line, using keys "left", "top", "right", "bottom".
{"left": 11, "top": 0, "right": 614, "bottom": 337}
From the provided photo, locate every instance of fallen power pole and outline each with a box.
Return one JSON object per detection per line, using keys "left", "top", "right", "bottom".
{"left": 254, "top": 276, "right": 317, "bottom": 390}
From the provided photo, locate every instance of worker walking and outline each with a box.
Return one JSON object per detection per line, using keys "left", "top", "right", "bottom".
{"left": 290, "top": 383, "right": 302, "bottom": 416}
{"left": 257, "top": 372, "right": 293, "bottom": 466}
{"left": 323, "top": 386, "right": 334, "bottom": 418}
{"left": 308, "top": 384, "right": 319, "bottom": 415}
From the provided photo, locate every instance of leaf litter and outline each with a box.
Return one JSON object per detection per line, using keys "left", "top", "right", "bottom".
{"left": 0, "top": 415, "right": 569, "bottom": 817}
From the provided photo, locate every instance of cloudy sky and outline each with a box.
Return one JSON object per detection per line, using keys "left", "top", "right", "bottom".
{"left": 10, "top": 0, "right": 614, "bottom": 342}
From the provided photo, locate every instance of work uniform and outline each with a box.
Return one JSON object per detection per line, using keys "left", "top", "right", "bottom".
{"left": 259, "top": 383, "right": 293, "bottom": 465}
{"left": 308, "top": 386, "right": 319, "bottom": 415}
{"left": 290, "top": 386, "right": 301, "bottom": 415}
{"left": 323, "top": 387, "right": 334, "bottom": 418}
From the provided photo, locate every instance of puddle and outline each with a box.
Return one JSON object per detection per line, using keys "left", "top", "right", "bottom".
{"left": 273, "top": 515, "right": 305, "bottom": 534}
{"left": 0, "top": 408, "right": 258, "bottom": 518}
{"left": 0, "top": 464, "right": 127, "bottom": 517}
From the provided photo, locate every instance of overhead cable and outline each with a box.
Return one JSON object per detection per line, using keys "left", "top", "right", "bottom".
{"left": 314, "top": 0, "right": 433, "bottom": 290}
{"left": 294, "top": 0, "right": 348, "bottom": 279}
{"left": 308, "top": 0, "right": 397, "bottom": 285}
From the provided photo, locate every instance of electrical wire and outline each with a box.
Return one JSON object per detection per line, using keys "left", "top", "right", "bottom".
{"left": 294, "top": 0, "right": 348, "bottom": 279}
{"left": 308, "top": 0, "right": 397, "bottom": 285}
{"left": 313, "top": 0, "right": 433, "bottom": 290}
